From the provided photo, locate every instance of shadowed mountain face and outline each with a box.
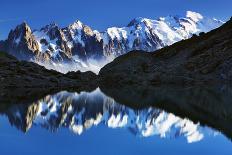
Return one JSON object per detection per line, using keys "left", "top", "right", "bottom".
{"left": 0, "top": 86, "right": 232, "bottom": 143}
{"left": 99, "top": 18, "right": 232, "bottom": 84}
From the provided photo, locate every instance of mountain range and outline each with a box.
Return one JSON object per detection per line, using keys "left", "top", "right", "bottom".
{"left": 0, "top": 11, "right": 223, "bottom": 73}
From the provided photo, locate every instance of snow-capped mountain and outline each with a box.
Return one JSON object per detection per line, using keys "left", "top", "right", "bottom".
{"left": 0, "top": 11, "right": 223, "bottom": 73}
{"left": 4, "top": 88, "right": 211, "bottom": 143}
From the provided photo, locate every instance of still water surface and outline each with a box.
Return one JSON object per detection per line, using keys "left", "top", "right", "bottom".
{"left": 0, "top": 88, "right": 231, "bottom": 155}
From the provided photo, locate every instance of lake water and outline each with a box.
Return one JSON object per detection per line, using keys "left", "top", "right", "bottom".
{"left": 0, "top": 87, "right": 231, "bottom": 155}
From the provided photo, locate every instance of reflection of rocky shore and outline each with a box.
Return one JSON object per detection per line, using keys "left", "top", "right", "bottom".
{"left": 0, "top": 88, "right": 212, "bottom": 143}
{"left": 1, "top": 85, "right": 232, "bottom": 142}
{"left": 100, "top": 84, "right": 232, "bottom": 140}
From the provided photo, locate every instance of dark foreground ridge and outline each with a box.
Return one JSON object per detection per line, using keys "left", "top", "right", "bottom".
{"left": 99, "top": 18, "right": 232, "bottom": 85}
{"left": 0, "top": 52, "right": 97, "bottom": 104}
{"left": 0, "top": 52, "right": 97, "bottom": 89}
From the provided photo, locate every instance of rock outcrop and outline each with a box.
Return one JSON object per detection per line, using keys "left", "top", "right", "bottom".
{"left": 1, "top": 22, "right": 40, "bottom": 60}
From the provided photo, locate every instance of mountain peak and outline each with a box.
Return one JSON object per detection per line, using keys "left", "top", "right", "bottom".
{"left": 9, "top": 21, "right": 32, "bottom": 39}
{"left": 74, "top": 19, "right": 83, "bottom": 24}
{"left": 40, "top": 22, "right": 59, "bottom": 32}
{"left": 21, "top": 21, "right": 29, "bottom": 27}
{"left": 127, "top": 11, "right": 204, "bottom": 27}
{"left": 69, "top": 20, "right": 84, "bottom": 30}
{"left": 186, "top": 11, "right": 203, "bottom": 22}
{"left": 127, "top": 17, "right": 152, "bottom": 27}
{"left": 16, "top": 21, "right": 31, "bottom": 31}
{"left": 48, "top": 22, "right": 58, "bottom": 27}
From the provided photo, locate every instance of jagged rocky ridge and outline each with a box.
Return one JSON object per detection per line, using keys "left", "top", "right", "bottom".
{"left": 99, "top": 17, "right": 232, "bottom": 84}
{"left": 0, "top": 11, "right": 223, "bottom": 73}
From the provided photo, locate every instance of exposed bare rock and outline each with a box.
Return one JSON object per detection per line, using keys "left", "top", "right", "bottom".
{"left": 3, "top": 22, "right": 40, "bottom": 60}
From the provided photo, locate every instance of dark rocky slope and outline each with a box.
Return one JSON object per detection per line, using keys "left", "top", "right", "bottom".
{"left": 0, "top": 52, "right": 97, "bottom": 103}
{"left": 99, "top": 18, "right": 232, "bottom": 85}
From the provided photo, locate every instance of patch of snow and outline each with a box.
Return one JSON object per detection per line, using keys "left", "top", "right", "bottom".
{"left": 186, "top": 11, "right": 203, "bottom": 22}
{"left": 108, "top": 114, "right": 128, "bottom": 128}
{"left": 71, "top": 125, "right": 83, "bottom": 135}
{"left": 14, "top": 36, "right": 21, "bottom": 45}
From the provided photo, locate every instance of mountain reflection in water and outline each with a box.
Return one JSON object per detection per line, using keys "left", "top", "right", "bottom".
{"left": 0, "top": 88, "right": 227, "bottom": 144}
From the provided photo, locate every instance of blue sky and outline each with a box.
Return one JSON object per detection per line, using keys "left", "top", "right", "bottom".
{"left": 0, "top": 0, "right": 231, "bottom": 40}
